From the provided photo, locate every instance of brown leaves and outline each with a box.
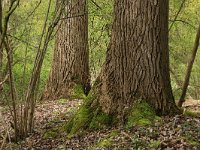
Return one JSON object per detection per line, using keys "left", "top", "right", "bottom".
{"left": 0, "top": 99, "right": 200, "bottom": 149}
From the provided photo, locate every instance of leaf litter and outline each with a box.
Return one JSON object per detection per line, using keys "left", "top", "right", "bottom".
{"left": 0, "top": 99, "right": 199, "bottom": 150}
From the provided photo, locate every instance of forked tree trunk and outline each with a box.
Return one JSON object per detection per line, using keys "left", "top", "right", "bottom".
{"left": 93, "top": 0, "right": 178, "bottom": 116}
{"left": 44, "top": 0, "right": 90, "bottom": 100}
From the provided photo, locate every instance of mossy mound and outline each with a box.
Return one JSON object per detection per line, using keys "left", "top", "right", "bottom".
{"left": 64, "top": 92, "right": 117, "bottom": 136}
{"left": 126, "top": 101, "right": 157, "bottom": 127}
{"left": 65, "top": 97, "right": 160, "bottom": 135}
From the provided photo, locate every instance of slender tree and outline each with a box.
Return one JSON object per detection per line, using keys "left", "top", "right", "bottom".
{"left": 67, "top": 0, "right": 179, "bottom": 134}
{"left": 178, "top": 24, "right": 200, "bottom": 107}
{"left": 44, "top": 0, "right": 90, "bottom": 100}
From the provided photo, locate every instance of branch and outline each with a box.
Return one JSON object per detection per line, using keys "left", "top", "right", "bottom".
{"left": 0, "top": 74, "right": 9, "bottom": 87}
{"left": 169, "top": 0, "right": 187, "bottom": 31}
{"left": 169, "top": 19, "right": 196, "bottom": 30}
{"left": 90, "top": 0, "right": 101, "bottom": 9}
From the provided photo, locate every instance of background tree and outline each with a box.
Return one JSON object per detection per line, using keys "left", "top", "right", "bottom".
{"left": 44, "top": 0, "right": 90, "bottom": 100}
{"left": 169, "top": 0, "right": 200, "bottom": 100}
{"left": 178, "top": 24, "right": 200, "bottom": 107}
{"left": 67, "top": 0, "right": 179, "bottom": 134}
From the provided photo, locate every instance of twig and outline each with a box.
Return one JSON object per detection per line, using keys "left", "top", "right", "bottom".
{"left": 0, "top": 74, "right": 9, "bottom": 86}
{"left": 169, "top": 0, "right": 187, "bottom": 31}
{"left": 90, "top": 0, "right": 101, "bottom": 9}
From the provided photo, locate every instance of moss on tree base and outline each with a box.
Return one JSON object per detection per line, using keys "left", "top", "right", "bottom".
{"left": 65, "top": 96, "right": 162, "bottom": 136}
{"left": 64, "top": 92, "right": 117, "bottom": 136}
{"left": 126, "top": 101, "right": 160, "bottom": 127}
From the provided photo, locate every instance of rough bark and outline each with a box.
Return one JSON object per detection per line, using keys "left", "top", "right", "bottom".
{"left": 93, "top": 0, "right": 178, "bottom": 116}
{"left": 66, "top": 0, "right": 180, "bottom": 135}
{"left": 44, "top": 0, "right": 90, "bottom": 100}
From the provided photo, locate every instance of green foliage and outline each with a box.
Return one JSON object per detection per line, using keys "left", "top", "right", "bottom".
{"left": 126, "top": 101, "right": 157, "bottom": 127}
{"left": 149, "top": 140, "right": 161, "bottom": 149}
{"left": 184, "top": 135, "right": 198, "bottom": 146}
{"left": 197, "top": 127, "right": 200, "bottom": 133}
{"left": 108, "top": 130, "right": 120, "bottom": 137}
{"left": 94, "top": 129, "right": 120, "bottom": 148}
{"left": 169, "top": 0, "right": 200, "bottom": 100}
{"left": 131, "top": 138, "right": 147, "bottom": 149}
{"left": 96, "top": 138, "right": 113, "bottom": 148}
{"left": 43, "top": 128, "right": 59, "bottom": 139}
{"left": 88, "top": 0, "right": 113, "bottom": 81}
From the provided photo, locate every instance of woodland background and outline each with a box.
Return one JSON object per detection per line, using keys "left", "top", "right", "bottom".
{"left": 0, "top": 0, "right": 200, "bottom": 149}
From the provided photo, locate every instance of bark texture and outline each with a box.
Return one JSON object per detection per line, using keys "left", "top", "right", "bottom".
{"left": 94, "top": 0, "right": 178, "bottom": 116}
{"left": 44, "top": 0, "right": 90, "bottom": 100}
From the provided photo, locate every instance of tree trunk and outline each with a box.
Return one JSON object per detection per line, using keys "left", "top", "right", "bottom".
{"left": 44, "top": 0, "right": 90, "bottom": 100}
{"left": 66, "top": 0, "right": 180, "bottom": 135}
{"left": 178, "top": 24, "right": 200, "bottom": 107}
{"left": 93, "top": 0, "right": 178, "bottom": 116}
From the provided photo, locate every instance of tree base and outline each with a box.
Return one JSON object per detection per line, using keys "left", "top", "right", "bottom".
{"left": 64, "top": 92, "right": 117, "bottom": 136}
{"left": 64, "top": 93, "right": 166, "bottom": 136}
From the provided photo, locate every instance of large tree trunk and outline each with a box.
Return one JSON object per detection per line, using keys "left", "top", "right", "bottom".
{"left": 66, "top": 0, "right": 180, "bottom": 135}
{"left": 44, "top": 0, "right": 90, "bottom": 100}
{"left": 94, "top": 0, "right": 178, "bottom": 116}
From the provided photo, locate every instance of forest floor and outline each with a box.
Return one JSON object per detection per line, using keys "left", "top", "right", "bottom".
{"left": 0, "top": 99, "right": 200, "bottom": 150}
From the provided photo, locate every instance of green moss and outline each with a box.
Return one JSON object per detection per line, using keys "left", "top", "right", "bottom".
{"left": 43, "top": 130, "right": 59, "bottom": 139}
{"left": 64, "top": 93, "right": 95, "bottom": 135}
{"left": 65, "top": 92, "right": 118, "bottom": 136}
{"left": 89, "top": 108, "right": 115, "bottom": 129}
{"left": 72, "top": 84, "right": 86, "bottom": 99}
{"left": 126, "top": 101, "right": 156, "bottom": 128}
{"left": 68, "top": 104, "right": 92, "bottom": 135}
{"left": 96, "top": 138, "right": 113, "bottom": 148}
{"left": 108, "top": 130, "right": 120, "bottom": 137}
{"left": 149, "top": 140, "right": 161, "bottom": 149}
